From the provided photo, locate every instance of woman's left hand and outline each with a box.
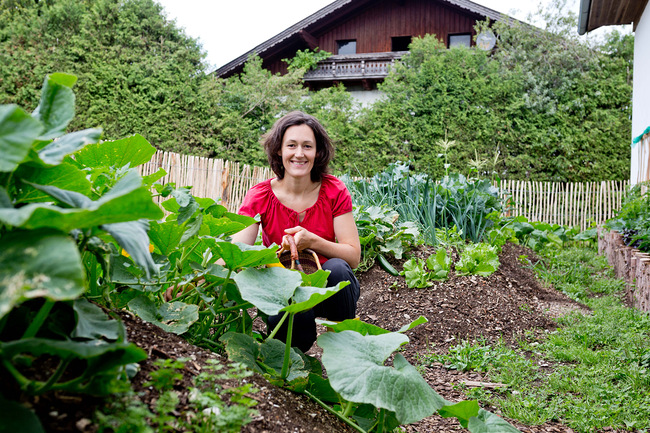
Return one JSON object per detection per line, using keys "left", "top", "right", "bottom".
{"left": 284, "top": 226, "right": 314, "bottom": 251}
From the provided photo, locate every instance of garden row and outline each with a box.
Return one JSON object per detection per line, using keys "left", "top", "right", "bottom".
{"left": 0, "top": 75, "right": 599, "bottom": 433}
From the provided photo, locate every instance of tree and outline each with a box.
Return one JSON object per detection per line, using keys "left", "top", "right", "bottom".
{"left": 341, "top": 0, "right": 632, "bottom": 181}
{"left": 1, "top": 0, "right": 209, "bottom": 154}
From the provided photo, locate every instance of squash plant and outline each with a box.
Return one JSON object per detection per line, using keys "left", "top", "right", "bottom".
{"left": 0, "top": 74, "right": 157, "bottom": 428}
{"left": 220, "top": 271, "right": 521, "bottom": 432}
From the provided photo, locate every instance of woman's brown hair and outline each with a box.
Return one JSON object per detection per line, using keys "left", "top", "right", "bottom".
{"left": 262, "top": 111, "right": 334, "bottom": 182}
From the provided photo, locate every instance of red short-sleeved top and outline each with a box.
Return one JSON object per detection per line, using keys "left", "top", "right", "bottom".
{"left": 238, "top": 174, "right": 353, "bottom": 263}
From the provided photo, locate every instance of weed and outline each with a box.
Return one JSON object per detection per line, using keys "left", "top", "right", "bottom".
{"left": 95, "top": 358, "right": 258, "bottom": 433}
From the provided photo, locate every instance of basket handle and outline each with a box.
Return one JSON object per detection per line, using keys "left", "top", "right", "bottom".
{"left": 279, "top": 234, "right": 304, "bottom": 272}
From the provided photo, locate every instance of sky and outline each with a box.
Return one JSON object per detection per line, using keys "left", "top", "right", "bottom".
{"left": 153, "top": 0, "right": 612, "bottom": 71}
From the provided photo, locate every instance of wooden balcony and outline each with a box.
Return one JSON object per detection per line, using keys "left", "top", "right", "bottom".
{"left": 303, "top": 52, "right": 406, "bottom": 82}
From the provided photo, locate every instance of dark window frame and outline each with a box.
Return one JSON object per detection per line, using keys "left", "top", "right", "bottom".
{"left": 336, "top": 39, "right": 357, "bottom": 55}
{"left": 448, "top": 33, "right": 472, "bottom": 48}
{"left": 391, "top": 35, "right": 412, "bottom": 52}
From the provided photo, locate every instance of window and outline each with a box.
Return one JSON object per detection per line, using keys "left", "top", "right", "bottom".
{"left": 448, "top": 33, "right": 471, "bottom": 48}
{"left": 337, "top": 39, "right": 357, "bottom": 55}
{"left": 391, "top": 36, "right": 412, "bottom": 51}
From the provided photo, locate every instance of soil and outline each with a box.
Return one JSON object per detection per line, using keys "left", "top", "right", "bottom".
{"left": 13, "top": 243, "right": 594, "bottom": 433}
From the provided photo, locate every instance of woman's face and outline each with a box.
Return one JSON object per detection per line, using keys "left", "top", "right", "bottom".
{"left": 279, "top": 124, "right": 317, "bottom": 179}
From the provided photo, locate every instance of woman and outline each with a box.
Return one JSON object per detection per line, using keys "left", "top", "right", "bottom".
{"left": 232, "top": 111, "right": 361, "bottom": 353}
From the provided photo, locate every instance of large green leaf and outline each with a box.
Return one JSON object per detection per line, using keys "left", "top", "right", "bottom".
{"left": 32, "top": 73, "right": 76, "bottom": 140}
{"left": 0, "top": 171, "right": 163, "bottom": 231}
{"left": 15, "top": 163, "right": 91, "bottom": 203}
{"left": 259, "top": 337, "right": 309, "bottom": 387}
{"left": 103, "top": 220, "right": 158, "bottom": 278}
{"left": 234, "top": 267, "right": 301, "bottom": 315}
{"left": 220, "top": 332, "right": 264, "bottom": 374}
{"left": 149, "top": 220, "right": 186, "bottom": 256}
{"left": 318, "top": 331, "right": 447, "bottom": 424}
{"left": 0, "top": 105, "right": 43, "bottom": 173}
{"left": 0, "top": 230, "right": 85, "bottom": 319}
{"left": 0, "top": 187, "right": 11, "bottom": 208}
{"left": 202, "top": 213, "right": 254, "bottom": 238}
{"left": 127, "top": 296, "right": 198, "bottom": 334}
{"left": 317, "top": 315, "right": 427, "bottom": 336}
{"left": 220, "top": 332, "right": 309, "bottom": 387}
{"left": 467, "top": 409, "right": 522, "bottom": 432}
{"left": 209, "top": 241, "right": 279, "bottom": 270}
{"left": 280, "top": 282, "right": 347, "bottom": 314}
{"left": 438, "top": 400, "right": 480, "bottom": 428}
{"left": 72, "top": 298, "right": 122, "bottom": 341}
{"left": 0, "top": 337, "right": 146, "bottom": 395}
{"left": 0, "top": 397, "right": 45, "bottom": 433}
{"left": 73, "top": 134, "right": 156, "bottom": 168}
{"left": 37, "top": 128, "right": 102, "bottom": 166}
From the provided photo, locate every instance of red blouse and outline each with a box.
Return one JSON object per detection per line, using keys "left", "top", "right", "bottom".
{"left": 238, "top": 174, "right": 353, "bottom": 263}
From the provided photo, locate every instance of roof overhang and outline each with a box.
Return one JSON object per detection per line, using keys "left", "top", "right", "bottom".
{"left": 578, "top": 0, "right": 648, "bottom": 34}
{"left": 214, "top": 0, "right": 526, "bottom": 78}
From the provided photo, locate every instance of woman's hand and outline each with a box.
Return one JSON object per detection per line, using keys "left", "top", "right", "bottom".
{"left": 284, "top": 226, "right": 314, "bottom": 251}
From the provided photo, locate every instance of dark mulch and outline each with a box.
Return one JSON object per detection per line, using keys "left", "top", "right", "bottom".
{"left": 9, "top": 243, "right": 592, "bottom": 432}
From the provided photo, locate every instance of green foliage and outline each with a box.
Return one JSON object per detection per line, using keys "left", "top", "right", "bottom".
{"left": 423, "top": 338, "right": 532, "bottom": 373}
{"left": 605, "top": 183, "right": 650, "bottom": 252}
{"left": 284, "top": 48, "right": 332, "bottom": 72}
{"left": 352, "top": 204, "right": 419, "bottom": 272}
{"left": 0, "top": 0, "right": 210, "bottom": 154}
{"left": 1, "top": 1, "right": 632, "bottom": 181}
{"left": 532, "top": 246, "right": 619, "bottom": 302}
{"left": 96, "top": 359, "right": 258, "bottom": 433}
{"left": 339, "top": 6, "right": 632, "bottom": 181}
{"left": 0, "top": 74, "right": 151, "bottom": 405}
{"left": 401, "top": 249, "right": 451, "bottom": 288}
{"left": 345, "top": 162, "right": 502, "bottom": 245}
{"left": 455, "top": 243, "right": 499, "bottom": 276}
{"left": 430, "top": 246, "right": 650, "bottom": 433}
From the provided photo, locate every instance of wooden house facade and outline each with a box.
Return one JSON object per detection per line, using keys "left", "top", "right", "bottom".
{"left": 215, "top": 0, "right": 519, "bottom": 91}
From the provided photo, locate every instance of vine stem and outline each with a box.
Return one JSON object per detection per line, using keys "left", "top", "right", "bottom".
{"left": 304, "top": 390, "right": 367, "bottom": 433}
{"left": 32, "top": 359, "right": 71, "bottom": 394}
{"left": 267, "top": 311, "right": 289, "bottom": 340}
{"left": 22, "top": 299, "right": 55, "bottom": 339}
{"left": 280, "top": 313, "right": 294, "bottom": 380}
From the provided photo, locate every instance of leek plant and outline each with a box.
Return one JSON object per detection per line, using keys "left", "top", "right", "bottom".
{"left": 343, "top": 162, "right": 502, "bottom": 246}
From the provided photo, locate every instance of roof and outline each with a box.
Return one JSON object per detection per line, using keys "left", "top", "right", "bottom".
{"left": 214, "top": 0, "right": 521, "bottom": 77}
{"left": 578, "top": 0, "right": 648, "bottom": 34}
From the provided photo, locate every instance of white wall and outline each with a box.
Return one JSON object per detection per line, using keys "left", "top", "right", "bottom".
{"left": 348, "top": 89, "right": 385, "bottom": 108}
{"left": 631, "top": 4, "right": 650, "bottom": 183}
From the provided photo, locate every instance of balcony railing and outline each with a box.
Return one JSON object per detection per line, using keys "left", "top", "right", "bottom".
{"left": 303, "top": 52, "right": 406, "bottom": 81}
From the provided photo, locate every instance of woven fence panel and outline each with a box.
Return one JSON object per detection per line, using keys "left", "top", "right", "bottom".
{"left": 139, "top": 150, "right": 629, "bottom": 228}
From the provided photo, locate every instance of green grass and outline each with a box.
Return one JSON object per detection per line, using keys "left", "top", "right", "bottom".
{"left": 418, "top": 246, "right": 650, "bottom": 433}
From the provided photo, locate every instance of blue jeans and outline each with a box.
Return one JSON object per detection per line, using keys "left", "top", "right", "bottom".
{"left": 266, "top": 258, "right": 360, "bottom": 353}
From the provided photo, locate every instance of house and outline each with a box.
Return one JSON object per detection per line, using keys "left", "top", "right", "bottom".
{"left": 215, "top": 0, "right": 519, "bottom": 104}
{"left": 579, "top": 0, "right": 650, "bottom": 184}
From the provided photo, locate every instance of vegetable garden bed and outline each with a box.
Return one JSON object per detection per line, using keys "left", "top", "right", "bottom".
{"left": 9, "top": 242, "right": 590, "bottom": 433}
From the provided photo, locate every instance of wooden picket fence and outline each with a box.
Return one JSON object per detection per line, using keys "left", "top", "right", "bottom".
{"left": 498, "top": 179, "right": 629, "bottom": 231}
{"left": 138, "top": 150, "right": 629, "bottom": 230}
{"left": 138, "top": 150, "right": 273, "bottom": 211}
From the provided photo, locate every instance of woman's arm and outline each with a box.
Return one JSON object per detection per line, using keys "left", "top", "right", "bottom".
{"left": 284, "top": 212, "right": 361, "bottom": 268}
{"left": 231, "top": 222, "right": 260, "bottom": 245}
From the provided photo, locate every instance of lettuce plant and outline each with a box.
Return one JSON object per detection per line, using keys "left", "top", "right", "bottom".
{"left": 455, "top": 243, "right": 500, "bottom": 276}
{"left": 401, "top": 249, "right": 451, "bottom": 288}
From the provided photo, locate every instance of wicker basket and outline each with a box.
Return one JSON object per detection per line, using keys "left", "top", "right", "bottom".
{"left": 278, "top": 249, "right": 322, "bottom": 274}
